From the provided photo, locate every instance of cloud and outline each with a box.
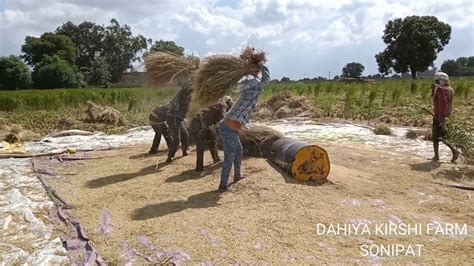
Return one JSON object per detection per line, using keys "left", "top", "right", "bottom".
{"left": 1, "top": 0, "right": 473, "bottom": 79}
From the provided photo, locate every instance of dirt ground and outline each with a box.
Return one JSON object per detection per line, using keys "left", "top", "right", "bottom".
{"left": 44, "top": 142, "right": 474, "bottom": 264}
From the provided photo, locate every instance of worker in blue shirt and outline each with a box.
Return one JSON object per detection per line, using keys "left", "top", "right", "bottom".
{"left": 218, "top": 62, "right": 270, "bottom": 191}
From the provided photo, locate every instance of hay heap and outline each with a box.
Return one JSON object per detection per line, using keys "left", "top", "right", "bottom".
{"left": 145, "top": 52, "right": 199, "bottom": 87}
{"left": 84, "top": 101, "right": 127, "bottom": 126}
{"left": 252, "top": 91, "right": 323, "bottom": 121}
{"left": 3, "top": 133, "right": 20, "bottom": 144}
{"left": 1, "top": 124, "right": 21, "bottom": 143}
{"left": 373, "top": 123, "right": 392, "bottom": 135}
{"left": 240, "top": 125, "right": 284, "bottom": 158}
{"left": 1, "top": 124, "right": 41, "bottom": 143}
{"left": 193, "top": 47, "right": 267, "bottom": 107}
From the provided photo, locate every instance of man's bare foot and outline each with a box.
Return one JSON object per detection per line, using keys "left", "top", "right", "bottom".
{"left": 431, "top": 156, "right": 440, "bottom": 162}
{"left": 166, "top": 157, "right": 172, "bottom": 163}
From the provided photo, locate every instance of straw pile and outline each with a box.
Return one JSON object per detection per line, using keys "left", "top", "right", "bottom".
{"left": 193, "top": 47, "right": 266, "bottom": 107}
{"left": 84, "top": 101, "right": 127, "bottom": 126}
{"left": 145, "top": 53, "right": 200, "bottom": 87}
{"left": 240, "top": 124, "right": 284, "bottom": 158}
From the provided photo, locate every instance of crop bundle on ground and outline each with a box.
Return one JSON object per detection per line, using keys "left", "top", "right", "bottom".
{"left": 145, "top": 52, "right": 200, "bottom": 87}
{"left": 193, "top": 47, "right": 266, "bottom": 107}
{"left": 240, "top": 124, "right": 284, "bottom": 158}
{"left": 84, "top": 101, "right": 127, "bottom": 126}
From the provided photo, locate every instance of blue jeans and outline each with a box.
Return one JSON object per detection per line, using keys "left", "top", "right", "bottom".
{"left": 218, "top": 122, "right": 243, "bottom": 187}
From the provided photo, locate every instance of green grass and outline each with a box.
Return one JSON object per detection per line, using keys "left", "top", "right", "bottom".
{"left": 1, "top": 78, "right": 473, "bottom": 136}
{"left": 262, "top": 78, "right": 474, "bottom": 125}
{"left": 0, "top": 87, "right": 177, "bottom": 134}
{"left": 0, "top": 87, "right": 176, "bottom": 112}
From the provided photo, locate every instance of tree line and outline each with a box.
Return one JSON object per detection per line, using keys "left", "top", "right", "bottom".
{"left": 1, "top": 15, "right": 472, "bottom": 90}
{"left": 0, "top": 19, "right": 184, "bottom": 90}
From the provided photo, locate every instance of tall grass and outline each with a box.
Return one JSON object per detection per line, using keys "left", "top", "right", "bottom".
{"left": 0, "top": 87, "right": 176, "bottom": 112}
{"left": 263, "top": 78, "right": 474, "bottom": 125}
{"left": 2, "top": 78, "right": 473, "bottom": 134}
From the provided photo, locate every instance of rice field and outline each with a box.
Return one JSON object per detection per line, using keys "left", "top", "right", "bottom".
{"left": 262, "top": 78, "right": 474, "bottom": 125}
{"left": 0, "top": 79, "right": 472, "bottom": 135}
{"left": 0, "top": 87, "right": 177, "bottom": 134}
{"left": 0, "top": 87, "right": 177, "bottom": 112}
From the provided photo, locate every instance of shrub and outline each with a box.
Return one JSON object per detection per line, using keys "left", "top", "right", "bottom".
{"left": 444, "top": 117, "right": 474, "bottom": 164}
{"left": 32, "top": 56, "right": 84, "bottom": 89}
{"left": 0, "top": 56, "right": 31, "bottom": 90}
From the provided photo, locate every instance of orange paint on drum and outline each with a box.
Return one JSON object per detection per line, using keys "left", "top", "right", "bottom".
{"left": 270, "top": 138, "right": 330, "bottom": 182}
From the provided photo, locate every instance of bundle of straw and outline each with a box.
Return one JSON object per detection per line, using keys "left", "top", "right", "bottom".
{"left": 145, "top": 52, "right": 200, "bottom": 87}
{"left": 193, "top": 47, "right": 266, "bottom": 107}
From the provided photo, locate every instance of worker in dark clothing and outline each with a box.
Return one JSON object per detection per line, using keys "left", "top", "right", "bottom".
{"left": 148, "top": 103, "right": 173, "bottom": 154}
{"left": 190, "top": 96, "right": 233, "bottom": 171}
{"left": 431, "top": 72, "right": 459, "bottom": 163}
{"left": 166, "top": 81, "right": 193, "bottom": 162}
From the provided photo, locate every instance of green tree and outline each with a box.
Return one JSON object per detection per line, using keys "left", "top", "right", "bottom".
{"left": 0, "top": 56, "right": 31, "bottom": 90}
{"left": 342, "top": 62, "right": 365, "bottom": 77}
{"left": 86, "top": 56, "right": 111, "bottom": 87}
{"left": 440, "top": 59, "right": 460, "bottom": 76}
{"left": 21, "top": 33, "right": 76, "bottom": 66}
{"left": 149, "top": 40, "right": 185, "bottom": 55}
{"left": 32, "top": 55, "right": 83, "bottom": 89}
{"left": 56, "top": 19, "right": 147, "bottom": 84}
{"left": 102, "top": 19, "right": 147, "bottom": 82}
{"left": 56, "top": 21, "right": 106, "bottom": 73}
{"left": 456, "top": 56, "right": 474, "bottom": 76}
{"left": 375, "top": 16, "right": 451, "bottom": 79}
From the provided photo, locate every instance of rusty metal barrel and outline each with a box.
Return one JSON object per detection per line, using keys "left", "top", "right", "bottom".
{"left": 269, "top": 138, "right": 330, "bottom": 181}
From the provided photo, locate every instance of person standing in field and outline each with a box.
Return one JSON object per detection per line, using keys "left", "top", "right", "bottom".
{"left": 190, "top": 96, "right": 233, "bottom": 171}
{"left": 218, "top": 62, "right": 270, "bottom": 191}
{"left": 431, "top": 72, "right": 459, "bottom": 163}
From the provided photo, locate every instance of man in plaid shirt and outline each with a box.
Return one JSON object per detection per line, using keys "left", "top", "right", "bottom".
{"left": 218, "top": 62, "right": 270, "bottom": 191}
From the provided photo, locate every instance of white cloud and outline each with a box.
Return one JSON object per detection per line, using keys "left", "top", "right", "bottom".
{"left": 1, "top": 0, "right": 473, "bottom": 79}
{"left": 0, "top": 9, "right": 33, "bottom": 28}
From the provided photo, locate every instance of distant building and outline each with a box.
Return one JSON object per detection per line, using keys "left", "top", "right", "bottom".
{"left": 114, "top": 72, "right": 147, "bottom": 87}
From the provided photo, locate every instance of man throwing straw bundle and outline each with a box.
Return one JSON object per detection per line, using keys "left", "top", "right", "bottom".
{"left": 218, "top": 62, "right": 270, "bottom": 191}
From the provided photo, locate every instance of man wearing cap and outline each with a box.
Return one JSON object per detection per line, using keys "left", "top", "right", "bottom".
{"left": 431, "top": 72, "right": 459, "bottom": 163}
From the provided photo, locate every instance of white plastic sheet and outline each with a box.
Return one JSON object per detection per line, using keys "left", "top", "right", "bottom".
{"left": 26, "top": 127, "right": 154, "bottom": 154}
{"left": 0, "top": 158, "right": 68, "bottom": 264}
{"left": 263, "top": 120, "right": 449, "bottom": 158}
{"left": 1, "top": 126, "right": 154, "bottom": 265}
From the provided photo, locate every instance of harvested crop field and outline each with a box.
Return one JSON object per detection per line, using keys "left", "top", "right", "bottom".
{"left": 41, "top": 143, "right": 474, "bottom": 264}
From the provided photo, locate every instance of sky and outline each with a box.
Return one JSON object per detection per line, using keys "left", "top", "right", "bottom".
{"left": 1, "top": 0, "right": 473, "bottom": 79}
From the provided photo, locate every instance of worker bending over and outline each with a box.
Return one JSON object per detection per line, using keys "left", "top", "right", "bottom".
{"left": 190, "top": 96, "right": 233, "bottom": 171}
